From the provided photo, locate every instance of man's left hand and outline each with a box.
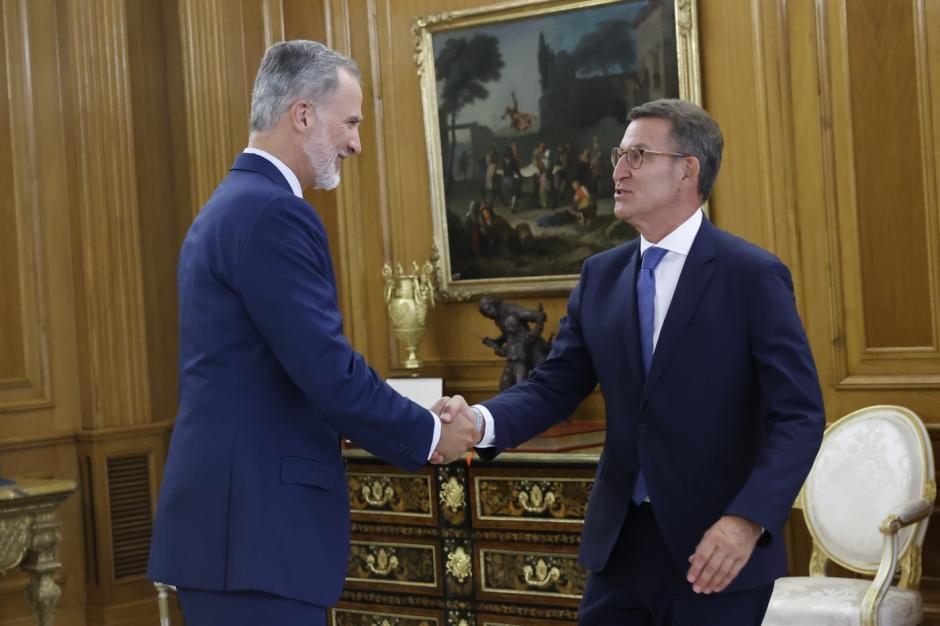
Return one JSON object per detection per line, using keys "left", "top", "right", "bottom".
{"left": 686, "top": 515, "right": 762, "bottom": 594}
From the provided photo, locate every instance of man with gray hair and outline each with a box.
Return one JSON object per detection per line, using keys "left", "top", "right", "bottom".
{"left": 148, "top": 40, "right": 479, "bottom": 625}
{"left": 443, "top": 99, "right": 824, "bottom": 624}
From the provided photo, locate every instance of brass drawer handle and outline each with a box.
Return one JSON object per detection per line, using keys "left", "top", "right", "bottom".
{"left": 362, "top": 479, "right": 395, "bottom": 507}
{"left": 522, "top": 558, "right": 560, "bottom": 589}
{"left": 365, "top": 547, "right": 399, "bottom": 576}
{"left": 517, "top": 482, "right": 557, "bottom": 513}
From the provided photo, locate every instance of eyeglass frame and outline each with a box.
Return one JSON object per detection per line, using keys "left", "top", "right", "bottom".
{"left": 610, "top": 146, "right": 690, "bottom": 169}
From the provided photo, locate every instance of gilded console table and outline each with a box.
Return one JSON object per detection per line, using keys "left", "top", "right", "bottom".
{"left": 336, "top": 450, "right": 597, "bottom": 626}
{"left": 0, "top": 479, "right": 77, "bottom": 626}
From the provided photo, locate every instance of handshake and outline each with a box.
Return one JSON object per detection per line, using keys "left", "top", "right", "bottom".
{"left": 428, "top": 395, "right": 481, "bottom": 465}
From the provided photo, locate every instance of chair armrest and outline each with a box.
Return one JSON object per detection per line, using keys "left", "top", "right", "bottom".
{"left": 861, "top": 498, "right": 932, "bottom": 626}
{"left": 879, "top": 498, "right": 932, "bottom": 535}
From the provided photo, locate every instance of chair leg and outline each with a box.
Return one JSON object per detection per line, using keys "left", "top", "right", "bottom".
{"left": 154, "top": 582, "right": 173, "bottom": 626}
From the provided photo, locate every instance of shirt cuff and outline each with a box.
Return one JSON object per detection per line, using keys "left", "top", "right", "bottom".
{"left": 474, "top": 404, "right": 496, "bottom": 448}
{"left": 426, "top": 409, "right": 442, "bottom": 460}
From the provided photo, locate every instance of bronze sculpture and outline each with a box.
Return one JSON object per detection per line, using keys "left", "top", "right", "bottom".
{"left": 479, "top": 296, "right": 553, "bottom": 391}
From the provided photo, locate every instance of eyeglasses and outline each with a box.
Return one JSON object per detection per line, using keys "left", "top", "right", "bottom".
{"left": 610, "top": 146, "right": 689, "bottom": 169}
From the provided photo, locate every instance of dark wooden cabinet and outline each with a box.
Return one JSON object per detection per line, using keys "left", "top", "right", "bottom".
{"left": 333, "top": 452, "right": 598, "bottom": 625}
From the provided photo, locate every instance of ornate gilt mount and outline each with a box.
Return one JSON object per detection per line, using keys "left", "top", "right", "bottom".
{"left": 445, "top": 546, "right": 472, "bottom": 583}
{"left": 366, "top": 547, "right": 400, "bottom": 577}
{"left": 808, "top": 542, "right": 828, "bottom": 577}
{"left": 362, "top": 478, "right": 396, "bottom": 508}
{"left": 517, "top": 482, "right": 557, "bottom": 514}
{"left": 440, "top": 476, "right": 465, "bottom": 513}
{"left": 522, "top": 557, "right": 561, "bottom": 589}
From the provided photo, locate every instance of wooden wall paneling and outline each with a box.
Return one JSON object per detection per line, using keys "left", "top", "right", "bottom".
{"left": 176, "top": 0, "right": 237, "bottom": 214}
{"left": 321, "top": 0, "right": 378, "bottom": 357}
{"left": 125, "top": 0, "right": 185, "bottom": 425}
{"left": 59, "top": 0, "right": 152, "bottom": 430}
{"left": 697, "top": 0, "right": 776, "bottom": 250}
{"left": 846, "top": 0, "right": 932, "bottom": 350}
{"left": 0, "top": 0, "right": 53, "bottom": 415}
{"left": 749, "top": 0, "right": 803, "bottom": 294}
{"left": 699, "top": 0, "right": 806, "bottom": 298}
{"left": 0, "top": 0, "right": 82, "bottom": 432}
{"left": 916, "top": 0, "right": 940, "bottom": 394}
{"left": 820, "top": 0, "right": 940, "bottom": 388}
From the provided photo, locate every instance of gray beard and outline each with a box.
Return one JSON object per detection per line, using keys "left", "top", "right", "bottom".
{"left": 305, "top": 131, "right": 341, "bottom": 190}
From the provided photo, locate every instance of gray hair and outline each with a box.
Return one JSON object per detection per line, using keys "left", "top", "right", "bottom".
{"left": 627, "top": 99, "right": 723, "bottom": 201}
{"left": 249, "top": 40, "right": 361, "bottom": 132}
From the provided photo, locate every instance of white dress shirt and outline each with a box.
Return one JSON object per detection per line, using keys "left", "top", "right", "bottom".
{"left": 243, "top": 147, "right": 304, "bottom": 198}
{"left": 475, "top": 209, "right": 704, "bottom": 449}
{"left": 639, "top": 209, "right": 703, "bottom": 349}
{"left": 243, "top": 148, "right": 442, "bottom": 459}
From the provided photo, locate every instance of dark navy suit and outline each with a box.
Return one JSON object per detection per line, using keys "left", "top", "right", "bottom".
{"left": 481, "top": 218, "right": 824, "bottom": 621}
{"left": 148, "top": 154, "right": 433, "bottom": 615}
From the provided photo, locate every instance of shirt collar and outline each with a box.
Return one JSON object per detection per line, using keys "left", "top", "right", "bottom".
{"left": 639, "top": 209, "right": 704, "bottom": 257}
{"left": 243, "top": 147, "right": 303, "bottom": 198}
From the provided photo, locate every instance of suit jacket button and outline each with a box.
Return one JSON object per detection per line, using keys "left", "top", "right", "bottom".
{"left": 637, "top": 422, "right": 647, "bottom": 433}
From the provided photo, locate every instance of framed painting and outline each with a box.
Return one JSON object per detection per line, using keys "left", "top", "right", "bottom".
{"left": 413, "top": 0, "right": 701, "bottom": 300}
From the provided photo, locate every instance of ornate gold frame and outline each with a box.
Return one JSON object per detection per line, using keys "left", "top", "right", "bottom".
{"left": 414, "top": 0, "right": 702, "bottom": 300}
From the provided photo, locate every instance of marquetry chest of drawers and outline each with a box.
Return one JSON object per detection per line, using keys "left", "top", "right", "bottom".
{"left": 332, "top": 451, "right": 598, "bottom": 626}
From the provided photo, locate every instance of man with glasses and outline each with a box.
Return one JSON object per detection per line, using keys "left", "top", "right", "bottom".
{"left": 444, "top": 99, "right": 824, "bottom": 625}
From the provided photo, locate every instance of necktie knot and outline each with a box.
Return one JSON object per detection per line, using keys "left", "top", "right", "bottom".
{"left": 641, "top": 246, "right": 668, "bottom": 271}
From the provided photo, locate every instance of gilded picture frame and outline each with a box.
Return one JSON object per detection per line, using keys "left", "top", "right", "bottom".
{"left": 414, "top": 0, "right": 702, "bottom": 300}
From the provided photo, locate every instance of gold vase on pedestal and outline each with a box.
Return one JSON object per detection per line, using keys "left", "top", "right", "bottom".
{"left": 383, "top": 260, "right": 436, "bottom": 369}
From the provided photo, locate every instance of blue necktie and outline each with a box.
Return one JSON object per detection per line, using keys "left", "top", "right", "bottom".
{"left": 632, "top": 246, "right": 667, "bottom": 504}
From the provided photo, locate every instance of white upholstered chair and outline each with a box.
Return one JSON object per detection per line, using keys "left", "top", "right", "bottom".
{"left": 763, "top": 405, "right": 936, "bottom": 626}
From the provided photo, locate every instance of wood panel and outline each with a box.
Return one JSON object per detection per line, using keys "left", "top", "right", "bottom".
{"left": 848, "top": 0, "right": 932, "bottom": 350}
{"left": 126, "top": 0, "right": 187, "bottom": 425}
{"left": 813, "top": 0, "right": 940, "bottom": 388}
{"left": 59, "top": 0, "right": 152, "bottom": 429}
{"left": 0, "top": 0, "right": 52, "bottom": 411}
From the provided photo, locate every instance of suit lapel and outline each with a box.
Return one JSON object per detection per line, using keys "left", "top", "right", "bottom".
{"left": 641, "top": 219, "right": 717, "bottom": 402}
{"left": 618, "top": 244, "right": 644, "bottom": 378}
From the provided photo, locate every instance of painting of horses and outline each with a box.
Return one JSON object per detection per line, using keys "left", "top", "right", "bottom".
{"left": 415, "top": 0, "right": 701, "bottom": 298}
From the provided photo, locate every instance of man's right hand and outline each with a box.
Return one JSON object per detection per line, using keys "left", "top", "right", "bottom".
{"left": 432, "top": 395, "right": 480, "bottom": 464}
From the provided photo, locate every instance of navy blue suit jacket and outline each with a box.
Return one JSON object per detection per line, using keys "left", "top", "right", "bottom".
{"left": 148, "top": 154, "right": 434, "bottom": 606}
{"left": 481, "top": 217, "right": 824, "bottom": 591}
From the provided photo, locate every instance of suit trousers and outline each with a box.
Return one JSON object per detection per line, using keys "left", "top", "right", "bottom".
{"left": 578, "top": 502, "right": 774, "bottom": 626}
{"left": 177, "top": 587, "right": 327, "bottom": 626}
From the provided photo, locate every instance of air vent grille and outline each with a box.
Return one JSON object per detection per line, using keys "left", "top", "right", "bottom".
{"left": 107, "top": 454, "right": 153, "bottom": 579}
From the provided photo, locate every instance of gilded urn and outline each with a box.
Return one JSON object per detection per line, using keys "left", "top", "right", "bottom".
{"left": 383, "top": 260, "right": 436, "bottom": 369}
